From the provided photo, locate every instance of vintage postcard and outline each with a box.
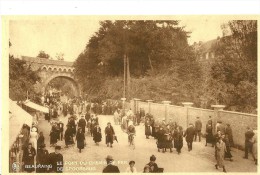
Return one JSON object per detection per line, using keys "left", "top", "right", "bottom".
{"left": 1, "top": 15, "right": 259, "bottom": 174}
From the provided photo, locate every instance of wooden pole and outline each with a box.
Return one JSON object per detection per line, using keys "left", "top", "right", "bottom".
{"left": 123, "top": 54, "right": 126, "bottom": 98}
{"left": 126, "top": 55, "right": 130, "bottom": 100}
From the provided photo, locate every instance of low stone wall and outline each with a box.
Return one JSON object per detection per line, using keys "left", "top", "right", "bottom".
{"left": 130, "top": 99, "right": 257, "bottom": 150}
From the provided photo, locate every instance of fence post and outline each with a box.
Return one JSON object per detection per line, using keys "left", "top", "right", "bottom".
{"left": 182, "top": 102, "right": 193, "bottom": 128}
{"left": 211, "top": 105, "right": 225, "bottom": 134}
{"left": 147, "top": 100, "right": 153, "bottom": 114}
{"left": 133, "top": 98, "right": 140, "bottom": 114}
{"left": 162, "top": 101, "right": 171, "bottom": 123}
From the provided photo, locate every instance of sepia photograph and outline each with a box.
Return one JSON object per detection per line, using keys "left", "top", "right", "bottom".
{"left": 3, "top": 16, "right": 258, "bottom": 173}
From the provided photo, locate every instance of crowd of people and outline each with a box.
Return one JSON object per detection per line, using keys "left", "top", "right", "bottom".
{"left": 142, "top": 113, "right": 257, "bottom": 173}
{"left": 18, "top": 92, "right": 257, "bottom": 173}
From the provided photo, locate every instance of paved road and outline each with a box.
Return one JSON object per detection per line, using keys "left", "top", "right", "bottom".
{"left": 37, "top": 115, "right": 257, "bottom": 173}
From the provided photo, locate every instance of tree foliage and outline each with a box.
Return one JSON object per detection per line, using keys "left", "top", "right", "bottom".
{"left": 37, "top": 50, "right": 50, "bottom": 59}
{"left": 9, "top": 55, "right": 40, "bottom": 102}
{"left": 74, "top": 20, "right": 202, "bottom": 105}
{"left": 206, "top": 20, "right": 257, "bottom": 113}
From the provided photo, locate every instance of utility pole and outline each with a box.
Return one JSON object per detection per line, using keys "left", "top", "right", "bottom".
{"left": 123, "top": 54, "right": 126, "bottom": 98}
{"left": 126, "top": 55, "right": 130, "bottom": 100}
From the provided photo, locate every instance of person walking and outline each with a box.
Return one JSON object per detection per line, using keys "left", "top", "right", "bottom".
{"left": 93, "top": 124, "right": 102, "bottom": 145}
{"left": 50, "top": 126, "right": 58, "bottom": 147}
{"left": 146, "top": 155, "right": 159, "bottom": 173}
{"left": 174, "top": 126, "right": 183, "bottom": 154}
{"left": 49, "top": 146, "right": 63, "bottom": 173}
{"left": 125, "top": 160, "right": 137, "bottom": 173}
{"left": 157, "top": 126, "right": 165, "bottom": 152}
{"left": 58, "top": 120, "right": 64, "bottom": 141}
{"left": 222, "top": 134, "right": 233, "bottom": 161}
{"left": 244, "top": 126, "right": 255, "bottom": 159}
{"left": 194, "top": 117, "right": 202, "bottom": 142}
{"left": 105, "top": 122, "right": 115, "bottom": 148}
{"left": 36, "top": 144, "right": 49, "bottom": 173}
{"left": 37, "top": 132, "right": 45, "bottom": 150}
{"left": 252, "top": 129, "right": 257, "bottom": 165}
{"left": 215, "top": 137, "right": 227, "bottom": 172}
{"left": 102, "top": 155, "right": 120, "bottom": 173}
{"left": 76, "top": 127, "right": 85, "bottom": 153}
{"left": 225, "top": 124, "right": 234, "bottom": 147}
{"left": 22, "top": 143, "right": 36, "bottom": 173}
{"left": 145, "top": 118, "right": 152, "bottom": 139}
{"left": 205, "top": 122, "right": 214, "bottom": 147}
{"left": 78, "top": 116, "right": 87, "bottom": 133}
{"left": 64, "top": 125, "right": 74, "bottom": 148}
{"left": 183, "top": 124, "right": 196, "bottom": 152}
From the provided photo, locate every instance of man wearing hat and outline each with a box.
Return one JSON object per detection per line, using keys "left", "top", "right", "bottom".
{"left": 105, "top": 122, "right": 115, "bottom": 148}
{"left": 36, "top": 144, "right": 49, "bottom": 173}
{"left": 146, "top": 155, "right": 159, "bottom": 172}
{"left": 102, "top": 155, "right": 120, "bottom": 173}
{"left": 78, "top": 115, "right": 87, "bottom": 133}
{"left": 125, "top": 160, "right": 137, "bottom": 173}
{"left": 49, "top": 146, "right": 63, "bottom": 173}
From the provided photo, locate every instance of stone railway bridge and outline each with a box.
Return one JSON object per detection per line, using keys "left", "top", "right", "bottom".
{"left": 22, "top": 56, "right": 81, "bottom": 96}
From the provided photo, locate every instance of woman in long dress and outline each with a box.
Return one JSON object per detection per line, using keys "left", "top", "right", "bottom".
{"left": 64, "top": 125, "right": 74, "bottom": 147}
{"left": 145, "top": 118, "right": 151, "bottom": 139}
{"left": 29, "top": 127, "right": 38, "bottom": 151}
{"left": 215, "top": 137, "right": 227, "bottom": 172}
{"left": 93, "top": 124, "right": 102, "bottom": 145}
{"left": 205, "top": 123, "right": 214, "bottom": 147}
{"left": 222, "top": 134, "right": 233, "bottom": 161}
{"left": 252, "top": 130, "right": 257, "bottom": 165}
{"left": 76, "top": 127, "right": 85, "bottom": 153}
{"left": 174, "top": 126, "right": 183, "bottom": 154}
{"left": 37, "top": 132, "right": 45, "bottom": 150}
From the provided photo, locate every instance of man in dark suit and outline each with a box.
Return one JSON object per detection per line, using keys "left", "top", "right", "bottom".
{"left": 183, "top": 124, "right": 196, "bottom": 151}
{"left": 102, "top": 155, "right": 120, "bottom": 173}
{"left": 49, "top": 146, "right": 63, "bottom": 173}
{"left": 194, "top": 117, "right": 202, "bottom": 142}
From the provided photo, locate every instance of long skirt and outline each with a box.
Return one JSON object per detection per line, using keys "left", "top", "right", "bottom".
{"left": 106, "top": 135, "right": 114, "bottom": 144}
{"left": 145, "top": 126, "right": 151, "bottom": 136}
{"left": 93, "top": 133, "right": 102, "bottom": 143}
{"left": 175, "top": 139, "right": 183, "bottom": 151}
{"left": 165, "top": 140, "right": 173, "bottom": 149}
{"left": 157, "top": 140, "right": 164, "bottom": 149}
{"left": 206, "top": 133, "right": 213, "bottom": 144}
{"left": 216, "top": 151, "right": 225, "bottom": 168}
{"left": 77, "top": 140, "right": 85, "bottom": 149}
{"left": 65, "top": 134, "right": 74, "bottom": 145}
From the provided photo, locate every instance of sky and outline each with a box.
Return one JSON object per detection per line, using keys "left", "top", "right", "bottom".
{"left": 9, "top": 18, "right": 229, "bottom": 62}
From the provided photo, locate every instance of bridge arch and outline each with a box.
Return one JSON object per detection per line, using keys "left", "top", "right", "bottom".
{"left": 43, "top": 73, "right": 81, "bottom": 96}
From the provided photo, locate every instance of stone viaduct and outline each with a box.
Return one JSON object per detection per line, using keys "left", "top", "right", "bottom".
{"left": 22, "top": 56, "right": 81, "bottom": 96}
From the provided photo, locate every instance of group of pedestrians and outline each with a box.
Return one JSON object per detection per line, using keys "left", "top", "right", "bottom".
{"left": 102, "top": 154, "right": 163, "bottom": 173}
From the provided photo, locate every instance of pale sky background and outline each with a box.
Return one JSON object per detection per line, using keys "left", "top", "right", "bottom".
{"left": 9, "top": 18, "right": 229, "bottom": 62}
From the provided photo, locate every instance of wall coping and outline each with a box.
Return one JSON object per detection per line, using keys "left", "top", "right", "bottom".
{"left": 219, "top": 110, "right": 257, "bottom": 117}
{"left": 136, "top": 100, "right": 256, "bottom": 116}
{"left": 189, "top": 107, "right": 214, "bottom": 112}
{"left": 169, "top": 104, "right": 183, "bottom": 108}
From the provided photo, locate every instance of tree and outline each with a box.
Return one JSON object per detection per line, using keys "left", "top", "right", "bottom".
{"left": 37, "top": 50, "right": 50, "bottom": 59}
{"left": 9, "top": 42, "right": 40, "bottom": 102}
{"left": 207, "top": 20, "right": 257, "bottom": 112}
{"left": 74, "top": 20, "right": 202, "bottom": 103}
{"left": 56, "top": 52, "right": 64, "bottom": 61}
